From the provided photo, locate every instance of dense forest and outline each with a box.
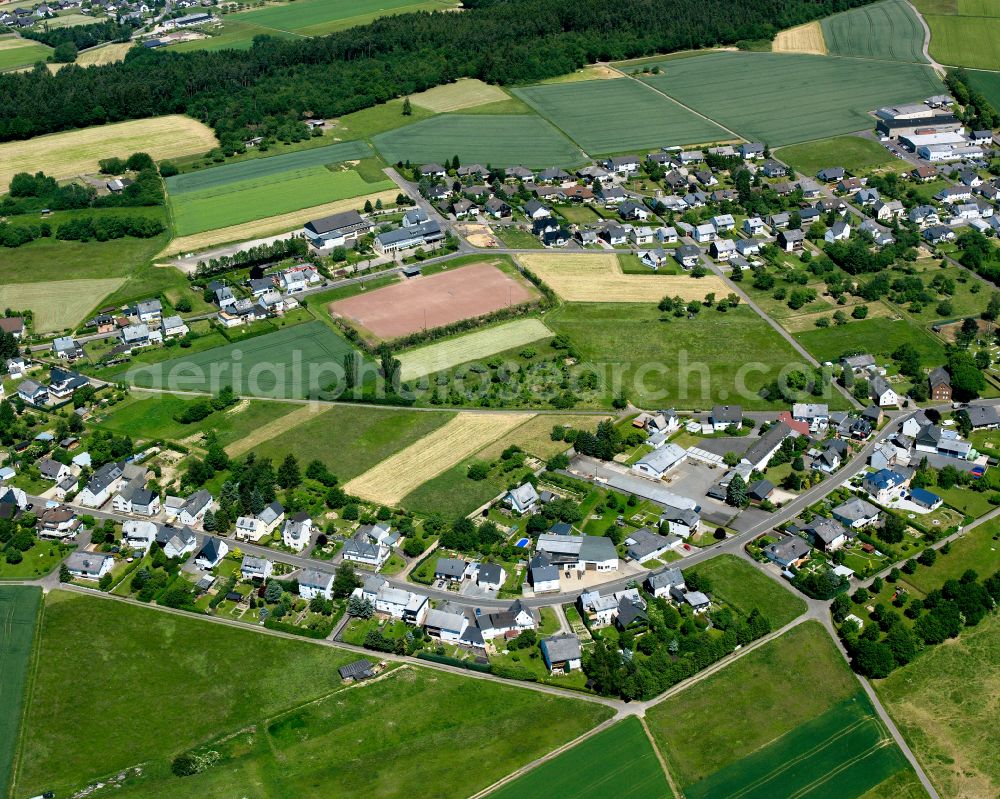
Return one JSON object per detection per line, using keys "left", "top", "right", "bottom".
{"left": 0, "top": 0, "right": 877, "bottom": 146}
{"left": 22, "top": 20, "right": 134, "bottom": 50}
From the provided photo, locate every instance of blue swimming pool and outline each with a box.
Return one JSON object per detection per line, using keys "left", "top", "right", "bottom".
{"left": 515, "top": 537, "right": 530, "bottom": 548}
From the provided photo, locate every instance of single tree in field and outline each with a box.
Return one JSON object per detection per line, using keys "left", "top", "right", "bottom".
{"left": 402, "top": 97, "right": 412, "bottom": 116}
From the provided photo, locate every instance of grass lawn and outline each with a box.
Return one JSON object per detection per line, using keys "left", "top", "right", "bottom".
{"left": 372, "top": 114, "right": 586, "bottom": 168}
{"left": 95, "top": 392, "right": 300, "bottom": 447}
{"left": 487, "top": 717, "right": 669, "bottom": 799}
{"left": 776, "top": 135, "right": 905, "bottom": 177}
{"left": 876, "top": 613, "right": 999, "bottom": 799}
{"left": 640, "top": 51, "right": 942, "bottom": 146}
{"left": 556, "top": 204, "right": 602, "bottom": 225}
{"left": 252, "top": 405, "right": 456, "bottom": 481}
{"left": 547, "top": 303, "right": 846, "bottom": 410}
{"left": 103, "top": 665, "right": 612, "bottom": 799}
{"left": 903, "top": 517, "right": 1000, "bottom": 593}
{"left": 0, "top": 586, "right": 40, "bottom": 799}
{"left": 513, "top": 77, "right": 730, "bottom": 154}
{"left": 121, "top": 320, "right": 365, "bottom": 399}
{"left": 794, "top": 316, "right": 946, "bottom": 366}
{"left": 688, "top": 554, "right": 806, "bottom": 628}
{"left": 170, "top": 166, "right": 394, "bottom": 236}
{"left": 820, "top": 0, "right": 927, "bottom": 63}
{"left": 931, "top": 484, "right": 997, "bottom": 518}
{"left": 646, "top": 622, "right": 860, "bottom": 787}
{"left": 13, "top": 590, "right": 361, "bottom": 798}
{"left": 0, "top": 541, "right": 73, "bottom": 580}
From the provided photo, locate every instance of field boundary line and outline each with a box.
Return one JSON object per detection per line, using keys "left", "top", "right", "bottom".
{"left": 465, "top": 714, "right": 624, "bottom": 799}
{"left": 605, "top": 64, "right": 746, "bottom": 142}
{"left": 640, "top": 716, "right": 684, "bottom": 799}
{"left": 224, "top": 403, "right": 327, "bottom": 457}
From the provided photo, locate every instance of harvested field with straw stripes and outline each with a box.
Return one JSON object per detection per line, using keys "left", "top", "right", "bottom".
{"left": 408, "top": 79, "right": 511, "bottom": 112}
{"left": 343, "top": 412, "right": 532, "bottom": 505}
{"left": 772, "top": 21, "right": 827, "bottom": 54}
{"left": 518, "top": 253, "right": 725, "bottom": 302}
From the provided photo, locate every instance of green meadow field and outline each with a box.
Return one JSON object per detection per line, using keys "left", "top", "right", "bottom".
{"left": 31, "top": 642, "right": 612, "bottom": 799}
{"left": 165, "top": 139, "right": 376, "bottom": 194}
{"left": 0, "top": 586, "right": 40, "bottom": 798}
{"left": 777, "top": 135, "right": 906, "bottom": 177}
{"left": 170, "top": 0, "right": 458, "bottom": 51}
{"left": 641, "top": 52, "right": 942, "bottom": 145}
{"left": 794, "top": 316, "right": 946, "bottom": 365}
{"left": 877, "top": 613, "right": 999, "bottom": 799}
{"left": 487, "top": 717, "right": 669, "bottom": 799}
{"left": 372, "top": 114, "right": 585, "bottom": 167}
{"left": 169, "top": 166, "right": 394, "bottom": 235}
{"left": 821, "top": 0, "right": 927, "bottom": 63}
{"left": 688, "top": 555, "right": 806, "bottom": 629}
{"left": 546, "top": 303, "right": 842, "bottom": 410}
{"left": 12, "top": 591, "right": 358, "bottom": 798}
{"left": 0, "top": 36, "right": 52, "bottom": 71}
{"left": 514, "top": 78, "right": 731, "bottom": 154}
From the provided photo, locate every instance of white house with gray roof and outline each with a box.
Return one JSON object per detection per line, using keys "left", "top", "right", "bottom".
{"left": 240, "top": 555, "right": 273, "bottom": 581}
{"left": 65, "top": 550, "right": 114, "bottom": 580}
{"left": 541, "top": 634, "right": 582, "bottom": 673}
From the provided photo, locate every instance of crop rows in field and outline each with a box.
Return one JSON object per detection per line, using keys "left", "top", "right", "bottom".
{"left": 821, "top": 0, "right": 927, "bottom": 63}
{"left": 640, "top": 51, "right": 942, "bottom": 146}
{"left": 513, "top": 78, "right": 731, "bottom": 154}
{"left": 169, "top": 165, "right": 393, "bottom": 236}
{"left": 372, "top": 114, "right": 585, "bottom": 168}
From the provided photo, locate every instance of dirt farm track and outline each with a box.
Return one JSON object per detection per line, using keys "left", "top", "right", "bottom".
{"left": 328, "top": 262, "right": 538, "bottom": 340}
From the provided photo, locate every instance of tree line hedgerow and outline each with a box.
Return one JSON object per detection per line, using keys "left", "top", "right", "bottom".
{"left": 0, "top": 0, "right": 878, "bottom": 144}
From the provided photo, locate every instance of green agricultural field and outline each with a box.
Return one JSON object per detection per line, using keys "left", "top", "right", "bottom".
{"left": 0, "top": 586, "right": 40, "bottom": 798}
{"left": 13, "top": 591, "right": 359, "bottom": 798}
{"left": 252, "top": 405, "right": 456, "bottom": 480}
{"left": 777, "top": 135, "right": 905, "bottom": 177}
{"left": 0, "top": 37, "right": 51, "bottom": 70}
{"left": 487, "top": 717, "right": 669, "bottom": 799}
{"left": 170, "top": 166, "right": 394, "bottom": 236}
{"left": 926, "top": 15, "right": 1000, "bottom": 69}
{"left": 821, "top": 0, "right": 927, "bottom": 63}
{"left": 877, "top": 613, "right": 999, "bottom": 799}
{"left": 964, "top": 68, "right": 1000, "bottom": 111}
{"left": 686, "top": 694, "right": 915, "bottom": 799}
{"left": 165, "top": 139, "right": 376, "bottom": 194}
{"left": 514, "top": 78, "right": 730, "bottom": 154}
{"left": 372, "top": 114, "right": 585, "bottom": 167}
{"left": 398, "top": 319, "right": 554, "bottom": 380}
{"left": 794, "top": 316, "right": 946, "bottom": 365}
{"left": 95, "top": 392, "right": 301, "bottom": 447}
{"left": 688, "top": 554, "right": 806, "bottom": 629}
{"left": 546, "top": 303, "right": 842, "bottom": 410}
{"left": 647, "top": 622, "right": 916, "bottom": 798}
{"left": 92, "top": 665, "right": 611, "bottom": 799}
{"left": 641, "top": 52, "right": 942, "bottom": 146}
{"left": 122, "top": 320, "right": 364, "bottom": 399}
